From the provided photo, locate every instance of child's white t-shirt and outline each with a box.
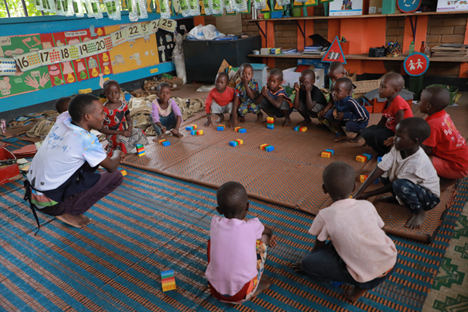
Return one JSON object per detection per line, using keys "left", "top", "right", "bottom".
{"left": 378, "top": 146, "right": 440, "bottom": 198}
{"left": 205, "top": 215, "right": 264, "bottom": 296}
{"left": 27, "top": 112, "right": 107, "bottom": 191}
{"left": 309, "top": 198, "right": 397, "bottom": 283}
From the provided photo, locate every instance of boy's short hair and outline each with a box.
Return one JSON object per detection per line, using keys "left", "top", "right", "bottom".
{"left": 68, "top": 94, "right": 99, "bottom": 123}
{"left": 301, "top": 69, "right": 315, "bottom": 80}
{"left": 329, "top": 61, "right": 344, "bottom": 73}
{"left": 335, "top": 77, "right": 353, "bottom": 92}
{"left": 422, "top": 86, "right": 451, "bottom": 111}
{"left": 323, "top": 161, "right": 355, "bottom": 198}
{"left": 217, "top": 181, "right": 248, "bottom": 217}
{"left": 269, "top": 68, "right": 283, "bottom": 81}
{"left": 103, "top": 79, "right": 119, "bottom": 92}
{"left": 399, "top": 117, "right": 431, "bottom": 142}
{"left": 216, "top": 72, "right": 229, "bottom": 82}
{"left": 240, "top": 63, "right": 253, "bottom": 74}
{"left": 383, "top": 72, "right": 405, "bottom": 89}
{"left": 55, "top": 96, "right": 71, "bottom": 114}
{"left": 157, "top": 82, "right": 171, "bottom": 93}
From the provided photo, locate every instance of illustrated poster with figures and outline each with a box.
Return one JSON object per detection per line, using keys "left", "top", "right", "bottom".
{"left": 404, "top": 52, "right": 429, "bottom": 76}
{"left": 155, "top": 18, "right": 193, "bottom": 63}
{"left": 0, "top": 34, "right": 52, "bottom": 99}
{"left": 105, "top": 24, "right": 159, "bottom": 75}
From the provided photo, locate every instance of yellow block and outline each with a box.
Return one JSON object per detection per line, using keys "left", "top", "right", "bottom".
{"left": 267, "top": 117, "right": 274, "bottom": 123}
{"left": 360, "top": 175, "right": 368, "bottom": 183}
{"left": 356, "top": 155, "right": 367, "bottom": 162}
{"left": 321, "top": 152, "right": 331, "bottom": 158}
{"left": 260, "top": 144, "right": 268, "bottom": 150}
{"left": 162, "top": 282, "right": 176, "bottom": 292}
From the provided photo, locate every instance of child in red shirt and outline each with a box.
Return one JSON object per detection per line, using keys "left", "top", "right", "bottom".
{"left": 361, "top": 73, "right": 413, "bottom": 156}
{"left": 420, "top": 86, "right": 468, "bottom": 183}
{"left": 205, "top": 72, "right": 235, "bottom": 127}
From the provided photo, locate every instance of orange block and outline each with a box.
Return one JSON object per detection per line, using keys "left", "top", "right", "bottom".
{"left": 267, "top": 117, "right": 274, "bottom": 123}
{"left": 356, "top": 155, "right": 367, "bottom": 162}
{"left": 360, "top": 175, "right": 368, "bottom": 183}
{"left": 260, "top": 144, "right": 268, "bottom": 150}
{"left": 321, "top": 151, "right": 331, "bottom": 158}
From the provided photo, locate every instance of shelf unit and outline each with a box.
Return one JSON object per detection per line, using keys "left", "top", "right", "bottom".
{"left": 248, "top": 54, "right": 468, "bottom": 63}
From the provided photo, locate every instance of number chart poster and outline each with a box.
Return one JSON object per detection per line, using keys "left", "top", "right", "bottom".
{"left": 0, "top": 34, "right": 52, "bottom": 99}
{"left": 40, "top": 27, "right": 113, "bottom": 88}
{"left": 105, "top": 24, "right": 159, "bottom": 75}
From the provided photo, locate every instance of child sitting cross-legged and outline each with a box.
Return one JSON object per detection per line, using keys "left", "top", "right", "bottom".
{"left": 204, "top": 72, "right": 235, "bottom": 127}
{"left": 231, "top": 63, "right": 262, "bottom": 128}
{"left": 257, "top": 68, "right": 293, "bottom": 127}
{"left": 100, "top": 80, "right": 148, "bottom": 156}
{"left": 361, "top": 73, "right": 413, "bottom": 155}
{"left": 324, "top": 77, "right": 369, "bottom": 142}
{"left": 355, "top": 117, "right": 440, "bottom": 229}
{"left": 419, "top": 86, "right": 468, "bottom": 189}
{"left": 293, "top": 69, "right": 328, "bottom": 127}
{"left": 205, "top": 181, "right": 277, "bottom": 304}
{"left": 151, "top": 82, "right": 183, "bottom": 140}
{"left": 292, "top": 161, "right": 398, "bottom": 303}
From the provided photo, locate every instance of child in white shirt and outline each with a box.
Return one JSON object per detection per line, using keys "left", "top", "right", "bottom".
{"left": 355, "top": 117, "right": 440, "bottom": 229}
{"left": 292, "top": 161, "right": 397, "bottom": 303}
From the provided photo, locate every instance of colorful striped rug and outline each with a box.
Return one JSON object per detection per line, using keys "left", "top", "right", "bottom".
{"left": 1, "top": 165, "right": 466, "bottom": 311}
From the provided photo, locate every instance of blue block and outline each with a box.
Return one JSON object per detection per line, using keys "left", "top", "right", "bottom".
{"left": 362, "top": 153, "right": 372, "bottom": 160}
{"left": 185, "top": 126, "right": 194, "bottom": 131}
{"left": 217, "top": 126, "right": 224, "bottom": 131}
{"left": 190, "top": 130, "right": 197, "bottom": 135}
{"left": 377, "top": 157, "right": 383, "bottom": 163}
{"left": 238, "top": 128, "right": 246, "bottom": 134}
{"left": 267, "top": 125, "right": 274, "bottom": 130}
{"left": 374, "top": 179, "right": 379, "bottom": 184}
{"left": 229, "top": 141, "right": 238, "bottom": 147}
{"left": 331, "top": 281, "right": 344, "bottom": 287}
{"left": 265, "top": 146, "right": 274, "bottom": 152}
{"left": 161, "top": 141, "right": 171, "bottom": 146}
{"left": 325, "top": 149, "right": 334, "bottom": 155}
{"left": 294, "top": 126, "right": 300, "bottom": 131}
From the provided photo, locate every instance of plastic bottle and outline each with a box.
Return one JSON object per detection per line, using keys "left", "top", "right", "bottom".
{"left": 420, "top": 41, "right": 426, "bottom": 53}
{"left": 409, "top": 41, "right": 415, "bottom": 54}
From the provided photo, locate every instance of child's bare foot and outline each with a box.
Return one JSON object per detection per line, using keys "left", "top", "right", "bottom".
{"left": 333, "top": 133, "right": 347, "bottom": 142}
{"left": 238, "top": 116, "right": 246, "bottom": 123}
{"left": 256, "top": 112, "right": 264, "bottom": 123}
{"left": 349, "top": 134, "right": 363, "bottom": 143}
{"left": 253, "top": 275, "right": 271, "bottom": 297}
{"left": 405, "top": 210, "right": 426, "bottom": 229}
{"left": 343, "top": 286, "right": 368, "bottom": 303}
{"left": 283, "top": 117, "right": 291, "bottom": 127}
{"left": 297, "top": 119, "right": 311, "bottom": 127}
{"left": 56, "top": 214, "right": 90, "bottom": 228}
{"left": 216, "top": 115, "right": 225, "bottom": 123}
{"left": 291, "top": 262, "right": 305, "bottom": 274}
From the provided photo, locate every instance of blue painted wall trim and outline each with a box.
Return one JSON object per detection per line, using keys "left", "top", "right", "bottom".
{"left": 0, "top": 13, "right": 188, "bottom": 113}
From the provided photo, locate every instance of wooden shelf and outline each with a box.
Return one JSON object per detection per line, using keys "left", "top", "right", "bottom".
{"left": 248, "top": 54, "right": 468, "bottom": 62}
{"left": 246, "top": 10, "right": 468, "bottom": 23}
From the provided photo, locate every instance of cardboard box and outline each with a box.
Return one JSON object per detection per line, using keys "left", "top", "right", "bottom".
{"left": 437, "top": 0, "right": 468, "bottom": 12}
{"left": 330, "top": 0, "right": 363, "bottom": 16}
{"left": 368, "top": 0, "right": 382, "bottom": 14}
{"left": 282, "top": 67, "right": 325, "bottom": 89}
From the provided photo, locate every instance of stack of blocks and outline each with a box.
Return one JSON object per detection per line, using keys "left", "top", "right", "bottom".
{"left": 235, "top": 127, "right": 247, "bottom": 133}
{"left": 159, "top": 139, "right": 171, "bottom": 147}
{"left": 267, "top": 117, "right": 274, "bottom": 130}
{"left": 161, "top": 269, "right": 176, "bottom": 292}
{"left": 136, "top": 144, "right": 145, "bottom": 156}
{"left": 321, "top": 149, "right": 334, "bottom": 158}
{"left": 229, "top": 139, "right": 243, "bottom": 147}
{"left": 191, "top": 130, "right": 204, "bottom": 135}
{"left": 185, "top": 124, "right": 197, "bottom": 131}
{"left": 260, "top": 144, "right": 274, "bottom": 152}
{"left": 119, "top": 168, "right": 127, "bottom": 176}
{"left": 217, "top": 125, "right": 225, "bottom": 131}
{"left": 356, "top": 153, "right": 372, "bottom": 162}
{"left": 294, "top": 126, "right": 307, "bottom": 132}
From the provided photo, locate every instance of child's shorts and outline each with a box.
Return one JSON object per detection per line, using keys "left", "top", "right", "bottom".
{"left": 238, "top": 100, "right": 260, "bottom": 116}
{"left": 298, "top": 101, "right": 325, "bottom": 118}
{"left": 432, "top": 156, "right": 468, "bottom": 180}
{"left": 211, "top": 102, "right": 233, "bottom": 114}
{"left": 208, "top": 240, "right": 268, "bottom": 304}
{"left": 259, "top": 98, "right": 293, "bottom": 118}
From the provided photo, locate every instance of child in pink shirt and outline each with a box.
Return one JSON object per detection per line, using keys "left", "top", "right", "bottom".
{"left": 206, "top": 181, "right": 277, "bottom": 304}
{"left": 151, "top": 83, "right": 183, "bottom": 140}
{"left": 293, "top": 162, "right": 397, "bottom": 303}
{"left": 204, "top": 72, "right": 235, "bottom": 127}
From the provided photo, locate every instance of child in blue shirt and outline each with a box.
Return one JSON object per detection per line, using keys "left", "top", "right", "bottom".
{"left": 324, "top": 78, "right": 369, "bottom": 142}
{"left": 257, "top": 68, "right": 293, "bottom": 127}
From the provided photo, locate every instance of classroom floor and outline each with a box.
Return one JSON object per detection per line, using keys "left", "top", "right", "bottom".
{"left": 168, "top": 84, "right": 468, "bottom": 312}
